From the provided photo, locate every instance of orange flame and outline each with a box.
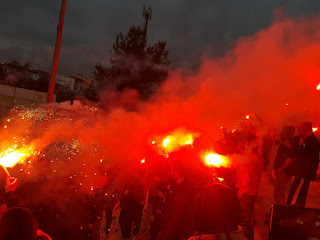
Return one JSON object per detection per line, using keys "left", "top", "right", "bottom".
{"left": 245, "top": 114, "right": 250, "bottom": 120}
{"left": 140, "top": 158, "right": 146, "bottom": 164}
{"left": 317, "top": 82, "right": 320, "bottom": 91}
{"left": 218, "top": 177, "right": 224, "bottom": 182}
{"left": 204, "top": 152, "right": 228, "bottom": 168}
{"left": 0, "top": 147, "right": 34, "bottom": 168}
{"left": 313, "top": 127, "right": 319, "bottom": 133}
{"left": 160, "top": 130, "right": 197, "bottom": 153}
{"left": 163, "top": 137, "right": 171, "bottom": 148}
{"left": 184, "top": 135, "right": 194, "bottom": 145}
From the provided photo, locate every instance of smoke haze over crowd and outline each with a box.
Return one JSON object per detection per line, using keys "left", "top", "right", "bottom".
{"left": 0, "top": 12, "right": 320, "bottom": 193}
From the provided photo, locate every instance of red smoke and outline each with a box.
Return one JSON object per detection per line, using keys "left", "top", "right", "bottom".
{"left": 1, "top": 13, "right": 320, "bottom": 190}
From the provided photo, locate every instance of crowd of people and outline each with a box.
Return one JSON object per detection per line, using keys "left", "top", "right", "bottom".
{"left": 0, "top": 120, "right": 319, "bottom": 240}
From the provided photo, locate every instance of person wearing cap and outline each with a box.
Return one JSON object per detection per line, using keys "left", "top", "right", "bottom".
{"left": 286, "top": 122, "right": 320, "bottom": 207}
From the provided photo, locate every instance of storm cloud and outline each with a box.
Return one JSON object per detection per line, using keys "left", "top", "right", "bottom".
{"left": 0, "top": 0, "right": 320, "bottom": 75}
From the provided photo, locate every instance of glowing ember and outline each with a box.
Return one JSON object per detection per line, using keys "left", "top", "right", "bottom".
{"left": 204, "top": 152, "right": 228, "bottom": 168}
{"left": 245, "top": 115, "right": 250, "bottom": 120}
{"left": 285, "top": 103, "right": 289, "bottom": 106}
{"left": 0, "top": 148, "right": 33, "bottom": 168}
{"left": 313, "top": 127, "right": 319, "bottom": 133}
{"left": 317, "top": 82, "right": 320, "bottom": 91}
{"left": 140, "top": 158, "right": 146, "bottom": 164}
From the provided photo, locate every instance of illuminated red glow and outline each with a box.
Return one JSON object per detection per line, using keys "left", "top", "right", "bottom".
{"left": 0, "top": 147, "right": 34, "bottom": 168}
{"left": 317, "top": 82, "right": 320, "bottom": 91}
{"left": 204, "top": 152, "right": 228, "bottom": 168}
{"left": 313, "top": 127, "right": 319, "bottom": 133}
{"left": 245, "top": 115, "right": 250, "bottom": 120}
{"left": 162, "top": 137, "right": 170, "bottom": 148}
{"left": 157, "top": 130, "right": 198, "bottom": 155}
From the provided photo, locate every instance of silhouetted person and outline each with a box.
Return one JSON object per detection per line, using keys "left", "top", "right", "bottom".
{"left": 119, "top": 179, "right": 146, "bottom": 239}
{"left": 231, "top": 129, "right": 263, "bottom": 240}
{"left": 273, "top": 126, "right": 295, "bottom": 204}
{"left": 157, "top": 176, "right": 197, "bottom": 240}
{"left": 0, "top": 207, "right": 52, "bottom": 240}
{"left": 157, "top": 146, "right": 244, "bottom": 240}
{"left": 103, "top": 173, "right": 119, "bottom": 236}
{"left": 148, "top": 176, "right": 169, "bottom": 240}
{"left": 262, "top": 130, "right": 276, "bottom": 171}
{"left": 0, "top": 177, "right": 52, "bottom": 240}
{"left": 192, "top": 182, "right": 242, "bottom": 237}
{"left": 287, "top": 122, "right": 320, "bottom": 206}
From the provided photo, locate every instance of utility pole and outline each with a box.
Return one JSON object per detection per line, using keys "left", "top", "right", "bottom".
{"left": 142, "top": 5, "right": 152, "bottom": 47}
{"left": 47, "top": 0, "right": 67, "bottom": 103}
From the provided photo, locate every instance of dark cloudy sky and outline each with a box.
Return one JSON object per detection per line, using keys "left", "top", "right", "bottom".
{"left": 0, "top": 0, "right": 320, "bottom": 76}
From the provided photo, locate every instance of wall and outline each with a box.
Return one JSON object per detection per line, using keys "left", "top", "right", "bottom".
{"left": 56, "top": 75, "right": 75, "bottom": 90}
{"left": 0, "top": 84, "right": 56, "bottom": 115}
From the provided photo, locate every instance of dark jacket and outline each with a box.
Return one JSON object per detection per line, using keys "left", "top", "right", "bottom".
{"left": 273, "top": 142, "right": 294, "bottom": 176}
{"left": 195, "top": 183, "right": 241, "bottom": 234}
{"left": 159, "top": 181, "right": 241, "bottom": 240}
{"left": 292, "top": 135, "right": 320, "bottom": 181}
{"left": 159, "top": 180, "right": 197, "bottom": 240}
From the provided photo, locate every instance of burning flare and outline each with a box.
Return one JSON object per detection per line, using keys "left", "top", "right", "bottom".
{"left": 184, "top": 134, "right": 194, "bottom": 145}
{"left": 158, "top": 129, "right": 198, "bottom": 155}
{"left": 204, "top": 152, "right": 228, "bottom": 168}
{"left": 0, "top": 147, "right": 33, "bottom": 168}
{"left": 313, "top": 127, "right": 319, "bottom": 133}
{"left": 317, "top": 82, "right": 320, "bottom": 91}
{"left": 163, "top": 137, "right": 171, "bottom": 148}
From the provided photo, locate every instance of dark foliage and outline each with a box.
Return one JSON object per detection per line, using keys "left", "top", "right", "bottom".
{"left": 94, "top": 5, "right": 170, "bottom": 99}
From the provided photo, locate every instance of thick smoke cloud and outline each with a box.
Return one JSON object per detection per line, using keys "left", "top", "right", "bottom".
{"left": 1, "top": 13, "right": 320, "bottom": 193}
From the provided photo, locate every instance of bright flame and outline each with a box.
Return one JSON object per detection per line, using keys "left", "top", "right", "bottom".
{"left": 313, "top": 127, "right": 319, "bottom": 133}
{"left": 316, "top": 82, "right": 320, "bottom": 91}
{"left": 141, "top": 158, "right": 146, "bottom": 164}
{"left": 0, "top": 147, "right": 33, "bottom": 168}
{"left": 245, "top": 115, "right": 250, "bottom": 120}
{"left": 157, "top": 130, "right": 198, "bottom": 155}
{"left": 218, "top": 177, "right": 224, "bottom": 182}
{"left": 184, "top": 135, "right": 194, "bottom": 145}
{"left": 204, "top": 152, "right": 228, "bottom": 168}
{"left": 163, "top": 137, "right": 170, "bottom": 148}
